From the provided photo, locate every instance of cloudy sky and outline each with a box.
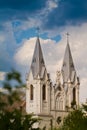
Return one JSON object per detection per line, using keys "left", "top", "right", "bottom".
{"left": 0, "top": 0, "right": 87, "bottom": 103}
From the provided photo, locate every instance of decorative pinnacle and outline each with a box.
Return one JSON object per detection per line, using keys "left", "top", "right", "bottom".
{"left": 66, "top": 32, "right": 70, "bottom": 44}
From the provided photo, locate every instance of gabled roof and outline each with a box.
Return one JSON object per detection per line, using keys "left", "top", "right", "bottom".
{"left": 61, "top": 42, "right": 76, "bottom": 82}
{"left": 30, "top": 37, "right": 46, "bottom": 79}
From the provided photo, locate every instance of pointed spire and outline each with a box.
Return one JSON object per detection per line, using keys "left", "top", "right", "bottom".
{"left": 61, "top": 35, "right": 76, "bottom": 82}
{"left": 30, "top": 36, "right": 46, "bottom": 79}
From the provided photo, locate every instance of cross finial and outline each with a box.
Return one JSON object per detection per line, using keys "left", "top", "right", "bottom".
{"left": 36, "top": 27, "right": 40, "bottom": 37}
{"left": 66, "top": 32, "right": 70, "bottom": 44}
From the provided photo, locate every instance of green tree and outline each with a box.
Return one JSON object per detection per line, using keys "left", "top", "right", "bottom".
{"left": 0, "top": 70, "right": 39, "bottom": 130}
{"left": 58, "top": 106, "right": 87, "bottom": 130}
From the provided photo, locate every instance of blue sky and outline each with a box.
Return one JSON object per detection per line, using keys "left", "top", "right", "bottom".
{"left": 0, "top": 0, "right": 87, "bottom": 102}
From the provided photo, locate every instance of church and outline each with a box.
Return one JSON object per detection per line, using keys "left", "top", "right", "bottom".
{"left": 26, "top": 35, "right": 80, "bottom": 129}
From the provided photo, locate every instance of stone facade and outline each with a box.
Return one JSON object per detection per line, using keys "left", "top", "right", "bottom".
{"left": 26, "top": 37, "right": 80, "bottom": 129}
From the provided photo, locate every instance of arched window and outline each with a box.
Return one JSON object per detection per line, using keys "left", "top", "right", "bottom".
{"left": 55, "top": 94, "right": 63, "bottom": 110}
{"left": 42, "top": 85, "right": 46, "bottom": 100}
{"left": 73, "top": 88, "right": 76, "bottom": 102}
{"left": 30, "top": 85, "right": 33, "bottom": 100}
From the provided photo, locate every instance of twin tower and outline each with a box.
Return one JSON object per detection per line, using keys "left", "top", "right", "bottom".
{"left": 26, "top": 36, "right": 80, "bottom": 128}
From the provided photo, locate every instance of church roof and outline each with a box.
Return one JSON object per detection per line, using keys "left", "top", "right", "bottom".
{"left": 30, "top": 37, "right": 46, "bottom": 79}
{"left": 61, "top": 42, "right": 76, "bottom": 82}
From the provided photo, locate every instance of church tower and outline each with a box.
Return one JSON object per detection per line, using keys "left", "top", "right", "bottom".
{"left": 61, "top": 35, "right": 80, "bottom": 109}
{"left": 25, "top": 34, "right": 80, "bottom": 129}
{"left": 26, "top": 37, "right": 51, "bottom": 115}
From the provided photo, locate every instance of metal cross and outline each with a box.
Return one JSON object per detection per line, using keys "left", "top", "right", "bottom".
{"left": 66, "top": 32, "right": 70, "bottom": 43}
{"left": 36, "top": 27, "right": 40, "bottom": 37}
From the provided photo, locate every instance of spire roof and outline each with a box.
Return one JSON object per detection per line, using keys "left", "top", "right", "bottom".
{"left": 30, "top": 37, "right": 46, "bottom": 79}
{"left": 61, "top": 42, "right": 76, "bottom": 82}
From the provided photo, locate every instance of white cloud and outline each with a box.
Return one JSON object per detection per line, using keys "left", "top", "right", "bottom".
{"left": 14, "top": 23, "right": 87, "bottom": 103}
{"left": 0, "top": 72, "right": 6, "bottom": 80}
{"left": 13, "top": 18, "right": 42, "bottom": 31}
{"left": 14, "top": 38, "right": 36, "bottom": 66}
{"left": 12, "top": 0, "right": 58, "bottom": 32}
{"left": 10, "top": 0, "right": 59, "bottom": 40}
{"left": 0, "top": 35, "right": 5, "bottom": 42}
{"left": 47, "top": 0, "right": 58, "bottom": 11}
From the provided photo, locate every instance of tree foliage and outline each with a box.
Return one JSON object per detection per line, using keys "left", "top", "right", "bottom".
{"left": 0, "top": 70, "right": 39, "bottom": 130}
{"left": 58, "top": 105, "right": 87, "bottom": 130}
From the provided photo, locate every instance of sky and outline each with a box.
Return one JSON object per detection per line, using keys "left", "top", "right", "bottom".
{"left": 0, "top": 0, "right": 87, "bottom": 103}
